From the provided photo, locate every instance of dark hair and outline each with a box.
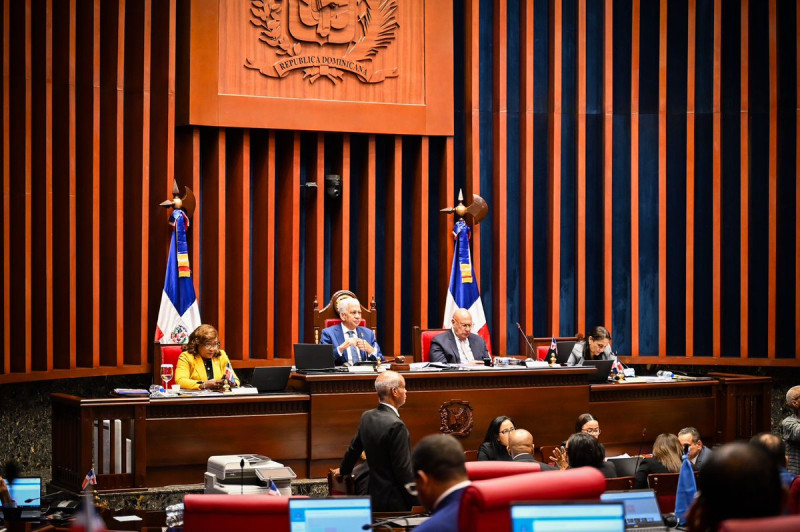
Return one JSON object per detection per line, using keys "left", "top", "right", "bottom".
{"left": 567, "top": 432, "right": 604, "bottom": 469}
{"left": 579, "top": 326, "right": 611, "bottom": 360}
{"left": 687, "top": 442, "right": 783, "bottom": 532}
{"left": 678, "top": 427, "right": 701, "bottom": 443}
{"left": 482, "top": 416, "right": 514, "bottom": 455}
{"left": 412, "top": 434, "right": 467, "bottom": 483}
{"left": 183, "top": 324, "right": 221, "bottom": 357}
{"left": 750, "top": 432, "right": 787, "bottom": 474}
{"left": 575, "top": 413, "right": 597, "bottom": 434}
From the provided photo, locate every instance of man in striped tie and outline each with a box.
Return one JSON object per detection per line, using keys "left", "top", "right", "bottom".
{"left": 320, "top": 297, "right": 384, "bottom": 366}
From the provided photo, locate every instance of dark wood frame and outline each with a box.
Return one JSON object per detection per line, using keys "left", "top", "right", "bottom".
{"left": 312, "top": 290, "right": 377, "bottom": 344}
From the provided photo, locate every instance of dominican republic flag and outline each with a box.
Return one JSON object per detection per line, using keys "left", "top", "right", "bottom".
{"left": 443, "top": 220, "right": 491, "bottom": 354}
{"left": 267, "top": 479, "right": 281, "bottom": 496}
{"left": 81, "top": 468, "right": 97, "bottom": 490}
{"left": 154, "top": 209, "right": 201, "bottom": 344}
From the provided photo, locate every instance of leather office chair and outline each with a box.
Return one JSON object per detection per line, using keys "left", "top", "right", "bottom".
{"left": 464, "top": 461, "right": 541, "bottom": 480}
{"left": 312, "top": 290, "right": 377, "bottom": 343}
{"left": 154, "top": 344, "right": 183, "bottom": 385}
{"left": 411, "top": 326, "right": 448, "bottom": 362}
{"left": 457, "top": 467, "right": 606, "bottom": 532}
{"left": 183, "top": 494, "right": 302, "bottom": 531}
{"left": 718, "top": 515, "right": 800, "bottom": 531}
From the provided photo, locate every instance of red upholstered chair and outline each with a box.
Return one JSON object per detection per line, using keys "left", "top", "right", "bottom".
{"left": 312, "top": 290, "right": 377, "bottom": 344}
{"left": 457, "top": 466, "right": 607, "bottom": 532}
{"left": 536, "top": 346, "right": 549, "bottom": 361}
{"left": 789, "top": 476, "right": 800, "bottom": 514}
{"left": 153, "top": 344, "right": 183, "bottom": 385}
{"left": 183, "top": 494, "right": 303, "bottom": 532}
{"left": 464, "top": 461, "right": 541, "bottom": 480}
{"left": 411, "top": 326, "right": 448, "bottom": 362}
{"left": 718, "top": 515, "right": 800, "bottom": 531}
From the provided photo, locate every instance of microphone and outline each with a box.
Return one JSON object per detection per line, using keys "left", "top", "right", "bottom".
{"left": 240, "top": 458, "right": 245, "bottom": 495}
{"left": 24, "top": 490, "right": 65, "bottom": 504}
{"left": 634, "top": 428, "right": 648, "bottom": 473}
{"left": 515, "top": 322, "right": 537, "bottom": 358}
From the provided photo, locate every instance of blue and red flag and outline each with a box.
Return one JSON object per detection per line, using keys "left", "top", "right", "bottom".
{"left": 81, "top": 468, "right": 97, "bottom": 491}
{"left": 267, "top": 479, "right": 281, "bottom": 496}
{"left": 443, "top": 220, "right": 491, "bottom": 354}
{"left": 154, "top": 210, "right": 201, "bottom": 344}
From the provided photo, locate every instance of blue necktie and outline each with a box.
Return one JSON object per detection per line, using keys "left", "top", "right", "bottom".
{"left": 347, "top": 331, "right": 358, "bottom": 363}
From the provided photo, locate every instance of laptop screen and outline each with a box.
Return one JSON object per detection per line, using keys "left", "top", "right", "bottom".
{"left": 8, "top": 478, "right": 41, "bottom": 508}
{"left": 601, "top": 490, "right": 664, "bottom": 527}
{"left": 510, "top": 501, "right": 625, "bottom": 532}
{"left": 289, "top": 497, "right": 371, "bottom": 532}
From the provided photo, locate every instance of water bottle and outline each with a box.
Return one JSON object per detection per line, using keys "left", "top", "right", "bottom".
{"left": 657, "top": 370, "right": 674, "bottom": 379}
{"left": 165, "top": 502, "right": 184, "bottom": 528}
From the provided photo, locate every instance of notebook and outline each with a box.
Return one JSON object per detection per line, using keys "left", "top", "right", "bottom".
{"left": 7, "top": 477, "right": 43, "bottom": 519}
{"left": 294, "top": 343, "right": 336, "bottom": 372}
{"left": 289, "top": 496, "right": 371, "bottom": 532}
{"left": 510, "top": 500, "right": 626, "bottom": 532}
{"left": 601, "top": 490, "right": 668, "bottom": 531}
{"left": 584, "top": 359, "right": 614, "bottom": 383}
{"left": 251, "top": 366, "right": 292, "bottom": 393}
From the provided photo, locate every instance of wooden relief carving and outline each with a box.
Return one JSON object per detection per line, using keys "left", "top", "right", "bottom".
{"left": 245, "top": 0, "right": 400, "bottom": 84}
{"left": 439, "top": 400, "right": 474, "bottom": 438}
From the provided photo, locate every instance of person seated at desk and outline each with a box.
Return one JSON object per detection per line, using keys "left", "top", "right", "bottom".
{"left": 634, "top": 433, "right": 683, "bottom": 488}
{"left": 551, "top": 413, "right": 605, "bottom": 469}
{"left": 678, "top": 426, "right": 713, "bottom": 470}
{"left": 477, "top": 416, "right": 515, "bottom": 461}
{"left": 320, "top": 297, "right": 384, "bottom": 366}
{"left": 566, "top": 326, "right": 615, "bottom": 366}
{"left": 429, "top": 308, "right": 490, "bottom": 364}
{"left": 412, "top": 434, "right": 471, "bottom": 532}
{"left": 175, "top": 324, "right": 239, "bottom": 390}
{"left": 507, "top": 429, "right": 558, "bottom": 471}
{"left": 565, "top": 433, "right": 617, "bottom": 478}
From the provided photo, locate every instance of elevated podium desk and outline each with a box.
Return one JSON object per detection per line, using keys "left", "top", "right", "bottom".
{"left": 51, "top": 370, "right": 769, "bottom": 490}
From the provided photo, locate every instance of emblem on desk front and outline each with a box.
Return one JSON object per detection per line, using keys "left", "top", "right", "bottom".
{"left": 245, "top": 0, "right": 400, "bottom": 84}
{"left": 439, "top": 400, "right": 474, "bottom": 438}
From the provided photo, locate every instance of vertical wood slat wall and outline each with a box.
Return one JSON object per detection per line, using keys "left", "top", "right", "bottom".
{"left": 3, "top": 1, "right": 800, "bottom": 384}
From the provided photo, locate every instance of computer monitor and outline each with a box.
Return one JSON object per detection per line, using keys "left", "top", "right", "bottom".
{"left": 288, "top": 497, "right": 372, "bottom": 532}
{"left": 510, "top": 501, "right": 626, "bottom": 532}
{"left": 8, "top": 478, "right": 41, "bottom": 508}
{"left": 601, "top": 489, "right": 665, "bottom": 528}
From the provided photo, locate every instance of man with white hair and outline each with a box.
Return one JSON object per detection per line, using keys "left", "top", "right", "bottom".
{"left": 781, "top": 385, "right": 800, "bottom": 474}
{"left": 334, "top": 371, "right": 418, "bottom": 512}
{"left": 320, "top": 296, "right": 384, "bottom": 365}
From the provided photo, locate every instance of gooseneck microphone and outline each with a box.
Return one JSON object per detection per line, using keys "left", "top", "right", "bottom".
{"left": 24, "top": 490, "right": 66, "bottom": 503}
{"left": 515, "top": 322, "right": 537, "bottom": 358}
{"left": 634, "top": 428, "right": 648, "bottom": 473}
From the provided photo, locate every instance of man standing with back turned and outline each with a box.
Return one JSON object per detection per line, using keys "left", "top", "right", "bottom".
{"left": 336, "top": 371, "right": 418, "bottom": 512}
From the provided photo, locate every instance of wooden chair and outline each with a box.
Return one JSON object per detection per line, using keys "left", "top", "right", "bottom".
{"left": 647, "top": 472, "right": 680, "bottom": 513}
{"left": 411, "top": 326, "right": 448, "bottom": 362}
{"left": 153, "top": 344, "right": 183, "bottom": 386}
{"left": 539, "top": 445, "right": 562, "bottom": 467}
{"left": 327, "top": 470, "right": 356, "bottom": 496}
{"left": 312, "top": 290, "right": 377, "bottom": 344}
{"left": 464, "top": 450, "right": 479, "bottom": 462}
{"left": 605, "top": 475, "right": 636, "bottom": 491}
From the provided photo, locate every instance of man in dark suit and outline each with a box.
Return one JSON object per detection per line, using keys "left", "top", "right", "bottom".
{"left": 412, "top": 434, "right": 471, "bottom": 532}
{"left": 335, "top": 371, "right": 418, "bottom": 512}
{"left": 429, "top": 308, "right": 489, "bottom": 364}
{"left": 320, "top": 297, "right": 384, "bottom": 366}
{"left": 678, "top": 427, "right": 712, "bottom": 470}
{"left": 507, "top": 429, "right": 558, "bottom": 471}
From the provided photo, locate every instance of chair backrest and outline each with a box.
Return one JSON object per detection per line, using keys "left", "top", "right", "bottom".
{"left": 154, "top": 344, "right": 184, "bottom": 385}
{"left": 464, "top": 461, "right": 541, "bottom": 481}
{"left": 647, "top": 472, "right": 680, "bottom": 513}
{"left": 604, "top": 476, "right": 636, "bottom": 491}
{"left": 464, "top": 450, "right": 479, "bottom": 462}
{"left": 718, "top": 515, "right": 800, "bottom": 532}
{"left": 411, "top": 326, "right": 448, "bottom": 362}
{"left": 536, "top": 346, "right": 550, "bottom": 361}
{"left": 539, "top": 445, "right": 561, "bottom": 466}
{"left": 457, "top": 467, "right": 607, "bottom": 532}
{"left": 183, "top": 493, "right": 300, "bottom": 532}
{"left": 312, "top": 290, "right": 377, "bottom": 343}
{"left": 327, "top": 470, "right": 356, "bottom": 496}
{"left": 789, "top": 475, "right": 800, "bottom": 515}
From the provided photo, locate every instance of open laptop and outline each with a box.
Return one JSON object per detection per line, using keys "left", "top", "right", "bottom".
{"left": 510, "top": 500, "right": 626, "bottom": 532}
{"left": 601, "top": 489, "right": 669, "bottom": 531}
{"left": 607, "top": 456, "right": 641, "bottom": 477}
{"left": 555, "top": 341, "right": 575, "bottom": 364}
{"left": 251, "top": 366, "right": 292, "bottom": 394}
{"left": 6, "top": 477, "right": 43, "bottom": 519}
{"left": 584, "top": 359, "right": 614, "bottom": 383}
{"left": 294, "top": 343, "right": 336, "bottom": 372}
{"left": 288, "top": 496, "right": 371, "bottom": 532}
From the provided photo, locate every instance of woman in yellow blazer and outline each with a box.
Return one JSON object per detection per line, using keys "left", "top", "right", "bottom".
{"left": 175, "top": 324, "right": 240, "bottom": 390}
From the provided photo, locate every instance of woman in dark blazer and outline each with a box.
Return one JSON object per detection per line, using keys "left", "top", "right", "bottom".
{"left": 634, "top": 433, "right": 683, "bottom": 488}
{"left": 477, "top": 416, "right": 515, "bottom": 461}
{"left": 566, "top": 432, "right": 618, "bottom": 478}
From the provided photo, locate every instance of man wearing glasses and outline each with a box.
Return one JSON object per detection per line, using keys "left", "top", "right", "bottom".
{"left": 333, "top": 371, "right": 419, "bottom": 512}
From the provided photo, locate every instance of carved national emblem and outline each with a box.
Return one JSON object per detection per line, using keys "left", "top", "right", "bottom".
{"left": 439, "top": 400, "right": 474, "bottom": 438}
{"left": 170, "top": 324, "right": 189, "bottom": 344}
{"left": 245, "top": 0, "right": 399, "bottom": 84}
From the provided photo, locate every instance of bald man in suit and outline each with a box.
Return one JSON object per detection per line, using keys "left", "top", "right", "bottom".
{"left": 429, "top": 309, "right": 489, "bottom": 364}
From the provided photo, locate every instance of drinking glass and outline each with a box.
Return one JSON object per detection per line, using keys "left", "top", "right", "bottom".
{"left": 160, "top": 363, "right": 174, "bottom": 389}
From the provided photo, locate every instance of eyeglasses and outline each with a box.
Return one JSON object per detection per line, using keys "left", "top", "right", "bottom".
{"left": 201, "top": 341, "right": 220, "bottom": 349}
{"left": 404, "top": 482, "right": 418, "bottom": 497}
{"left": 499, "top": 427, "right": 516, "bottom": 435}
{"left": 582, "top": 427, "right": 601, "bottom": 435}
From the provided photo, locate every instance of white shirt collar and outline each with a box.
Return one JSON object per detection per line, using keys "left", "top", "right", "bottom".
{"left": 379, "top": 401, "right": 400, "bottom": 417}
{"left": 432, "top": 480, "right": 471, "bottom": 510}
{"left": 341, "top": 323, "right": 357, "bottom": 336}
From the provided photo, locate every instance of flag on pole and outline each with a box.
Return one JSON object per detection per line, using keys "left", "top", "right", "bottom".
{"left": 154, "top": 209, "right": 201, "bottom": 344}
{"left": 81, "top": 468, "right": 97, "bottom": 491}
{"left": 674, "top": 452, "right": 698, "bottom": 525}
{"left": 267, "top": 479, "right": 281, "bottom": 496}
{"left": 70, "top": 489, "right": 107, "bottom": 532}
{"left": 443, "top": 220, "right": 491, "bottom": 354}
